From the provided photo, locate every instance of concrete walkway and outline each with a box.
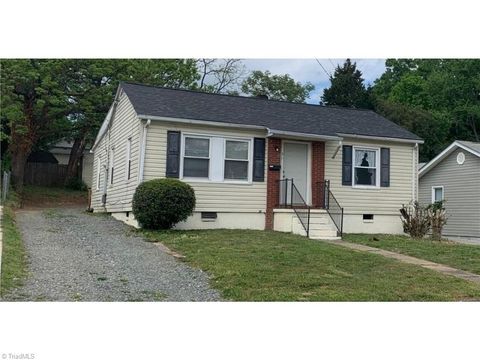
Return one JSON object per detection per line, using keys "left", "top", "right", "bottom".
{"left": 328, "top": 240, "right": 480, "bottom": 285}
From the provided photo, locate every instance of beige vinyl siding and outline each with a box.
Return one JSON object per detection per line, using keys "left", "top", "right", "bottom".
{"left": 325, "top": 138, "right": 417, "bottom": 215}
{"left": 91, "top": 91, "right": 141, "bottom": 212}
{"left": 419, "top": 148, "right": 480, "bottom": 237}
{"left": 143, "top": 121, "right": 267, "bottom": 212}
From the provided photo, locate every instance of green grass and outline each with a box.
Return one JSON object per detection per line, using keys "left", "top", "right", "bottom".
{"left": 344, "top": 234, "right": 480, "bottom": 275}
{"left": 1, "top": 205, "right": 27, "bottom": 296}
{"left": 22, "top": 185, "right": 87, "bottom": 207}
{"left": 141, "top": 229, "right": 480, "bottom": 301}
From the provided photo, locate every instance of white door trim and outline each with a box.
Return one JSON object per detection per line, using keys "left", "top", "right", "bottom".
{"left": 281, "top": 140, "right": 312, "bottom": 205}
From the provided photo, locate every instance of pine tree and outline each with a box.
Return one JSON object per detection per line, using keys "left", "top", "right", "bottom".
{"left": 321, "top": 59, "right": 373, "bottom": 109}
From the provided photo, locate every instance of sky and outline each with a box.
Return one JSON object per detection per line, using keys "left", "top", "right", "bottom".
{"left": 241, "top": 59, "right": 386, "bottom": 104}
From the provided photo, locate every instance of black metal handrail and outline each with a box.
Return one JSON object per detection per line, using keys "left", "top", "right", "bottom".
{"left": 318, "top": 180, "right": 344, "bottom": 237}
{"left": 277, "top": 178, "right": 310, "bottom": 236}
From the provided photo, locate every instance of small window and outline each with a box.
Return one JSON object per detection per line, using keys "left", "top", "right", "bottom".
{"left": 224, "top": 140, "right": 249, "bottom": 180}
{"left": 125, "top": 138, "right": 132, "bottom": 180}
{"left": 432, "top": 186, "right": 444, "bottom": 203}
{"left": 363, "top": 214, "right": 374, "bottom": 222}
{"left": 353, "top": 148, "right": 379, "bottom": 186}
{"left": 110, "top": 149, "right": 115, "bottom": 185}
{"left": 96, "top": 159, "right": 101, "bottom": 190}
{"left": 201, "top": 212, "right": 217, "bottom": 221}
{"left": 183, "top": 137, "right": 210, "bottom": 178}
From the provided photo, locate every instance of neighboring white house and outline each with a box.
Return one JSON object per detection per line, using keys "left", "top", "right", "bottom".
{"left": 91, "top": 82, "right": 423, "bottom": 239}
{"left": 50, "top": 140, "right": 94, "bottom": 188}
{"left": 419, "top": 140, "right": 480, "bottom": 238}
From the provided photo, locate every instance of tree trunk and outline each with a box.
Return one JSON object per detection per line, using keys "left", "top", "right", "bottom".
{"left": 10, "top": 150, "right": 29, "bottom": 193}
{"left": 65, "top": 136, "right": 87, "bottom": 184}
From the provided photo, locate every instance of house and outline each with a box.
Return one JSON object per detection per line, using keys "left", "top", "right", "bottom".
{"left": 419, "top": 140, "right": 480, "bottom": 238}
{"left": 91, "top": 82, "right": 422, "bottom": 239}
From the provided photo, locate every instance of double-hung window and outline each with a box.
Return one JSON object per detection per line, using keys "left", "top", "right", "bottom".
{"left": 181, "top": 134, "right": 252, "bottom": 182}
{"left": 125, "top": 138, "right": 132, "bottom": 180}
{"left": 183, "top": 136, "right": 210, "bottom": 178}
{"left": 109, "top": 149, "right": 115, "bottom": 185}
{"left": 353, "top": 147, "right": 379, "bottom": 187}
{"left": 224, "top": 140, "right": 249, "bottom": 180}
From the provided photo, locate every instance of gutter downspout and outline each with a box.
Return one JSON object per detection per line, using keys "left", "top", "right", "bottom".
{"left": 138, "top": 119, "right": 151, "bottom": 183}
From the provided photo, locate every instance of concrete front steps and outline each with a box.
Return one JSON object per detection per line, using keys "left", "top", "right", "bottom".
{"left": 291, "top": 210, "right": 341, "bottom": 240}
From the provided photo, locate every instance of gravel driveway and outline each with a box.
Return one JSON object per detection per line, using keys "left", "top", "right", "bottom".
{"left": 2, "top": 208, "right": 221, "bottom": 301}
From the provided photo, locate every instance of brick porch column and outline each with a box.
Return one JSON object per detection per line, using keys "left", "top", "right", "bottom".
{"left": 265, "top": 138, "right": 282, "bottom": 230}
{"left": 311, "top": 141, "right": 325, "bottom": 208}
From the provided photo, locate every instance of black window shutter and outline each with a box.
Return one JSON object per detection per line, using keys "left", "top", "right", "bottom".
{"left": 166, "top": 131, "right": 181, "bottom": 178}
{"left": 342, "top": 145, "right": 353, "bottom": 186}
{"left": 253, "top": 138, "right": 265, "bottom": 182}
{"left": 380, "top": 147, "right": 390, "bottom": 187}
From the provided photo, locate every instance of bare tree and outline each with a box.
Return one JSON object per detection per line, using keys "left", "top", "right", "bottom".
{"left": 197, "top": 59, "right": 246, "bottom": 94}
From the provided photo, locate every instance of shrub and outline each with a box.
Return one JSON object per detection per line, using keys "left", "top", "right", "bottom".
{"left": 399, "top": 201, "right": 431, "bottom": 238}
{"left": 132, "top": 179, "right": 196, "bottom": 229}
{"left": 65, "top": 177, "right": 87, "bottom": 191}
{"left": 427, "top": 200, "right": 447, "bottom": 241}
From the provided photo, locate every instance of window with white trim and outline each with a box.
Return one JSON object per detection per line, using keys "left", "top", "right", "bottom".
{"left": 224, "top": 140, "right": 249, "bottom": 180}
{"left": 353, "top": 147, "right": 380, "bottom": 187}
{"left": 183, "top": 136, "right": 210, "bottom": 178}
{"left": 109, "top": 149, "right": 115, "bottom": 185}
{"left": 432, "top": 186, "right": 444, "bottom": 203}
{"left": 125, "top": 138, "right": 132, "bottom": 180}
{"left": 96, "top": 158, "right": 101, "bottom": 190}
{"left": 181, "top": 134, "right": 252, "bottom": 182}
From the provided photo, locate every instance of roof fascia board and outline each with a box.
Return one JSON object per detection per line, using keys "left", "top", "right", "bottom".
{"left": 457, "top": 142, "right": 480, "bottom": 158}
{"left": 266, "top": 129, "right": 342, "bottom": 141}
{"left": 419, "top": 141, "right": 480, "bottom": 178}
{"left": 137, "top": 114, "right": 267, "bottom": 132}
{"left": 91, "top": 85, "right": 122, "bottom": 151}
{"left": 337, "top": 133, "right": 424, "bottom": 144}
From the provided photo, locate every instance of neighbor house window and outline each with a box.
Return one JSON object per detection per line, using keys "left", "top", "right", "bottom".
{"left": 432, "top": 186, "right": 444, "bottom": 203}
{"left": 353, "top": 147, "right": 379, "bottom": 187}
{"left": 125, "top": 138, "right": 132, "bottom": 180}
{"left": 183, "top": 136, "right": 210, "bottom": 178}
{"left": 224, "top": 140, "right": 249, "bottom": 180}
{"left": 110, "top": 149, "right": 115, "bottom": 185}
{"left": 96, "top": 158, "right": 101, "bottom": 190}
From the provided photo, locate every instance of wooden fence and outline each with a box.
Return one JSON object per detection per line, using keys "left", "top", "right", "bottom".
{"left": 24, "top": 163, "right": 68, "bottom": 187}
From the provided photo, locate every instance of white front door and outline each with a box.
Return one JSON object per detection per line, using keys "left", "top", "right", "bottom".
{"left": 282, "top": 142, "right": 309, "bottom": 203}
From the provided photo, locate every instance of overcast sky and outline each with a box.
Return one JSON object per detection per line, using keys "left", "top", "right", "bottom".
{"left": 241, "top": 59, "right": 386, "bottom": 104}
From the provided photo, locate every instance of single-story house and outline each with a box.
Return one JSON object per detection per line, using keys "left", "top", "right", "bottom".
{"left": 419, "top": 140, "right": 480, "bottom": 238}
{"left": 91, "top": 82, "right": 423, "bottom": 239}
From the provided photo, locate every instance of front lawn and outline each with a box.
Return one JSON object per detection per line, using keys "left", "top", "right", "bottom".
{"left": 344, "top": 234, "right": 480, "bottom": 275}
{"left": 142, "top": 229, "right": 480, "bottom": 301}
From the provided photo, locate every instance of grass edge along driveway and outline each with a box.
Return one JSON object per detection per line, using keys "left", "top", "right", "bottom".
{"left": 141, "top": 229, "right": 480, "bottom": 301}
{"left": 1, "top": 205, "right": 27, "bottom": 297}
{"left": 344, "top": 234, "right": 480, "bottom": 276}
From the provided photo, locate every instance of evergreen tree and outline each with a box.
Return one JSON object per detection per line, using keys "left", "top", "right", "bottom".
{"left": 321, "top": 59, "right": 373, "bottom": 109}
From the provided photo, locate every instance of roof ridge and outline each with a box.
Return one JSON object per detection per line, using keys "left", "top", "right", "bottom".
{"left": 120, "top": 81, "right": 376, "bottom": 113}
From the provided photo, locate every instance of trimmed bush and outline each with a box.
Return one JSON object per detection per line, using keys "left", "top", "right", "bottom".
{"left": 132, "top": 179, "right": 196, "bottom": 229}
{"left": 65, "top": 177, "right": 88, "bottom": 191}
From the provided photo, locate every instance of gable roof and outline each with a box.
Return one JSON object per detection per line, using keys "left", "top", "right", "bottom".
{"left": 419, "top": 140, "right": 480, "bottom": 178}
{"left": 120, "top": 82, "right": 422, "bottom": 142}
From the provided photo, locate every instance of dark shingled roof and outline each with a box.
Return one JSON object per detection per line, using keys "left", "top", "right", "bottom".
{"left": 120, "top": 82, "right": 422, "bottom": 141}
